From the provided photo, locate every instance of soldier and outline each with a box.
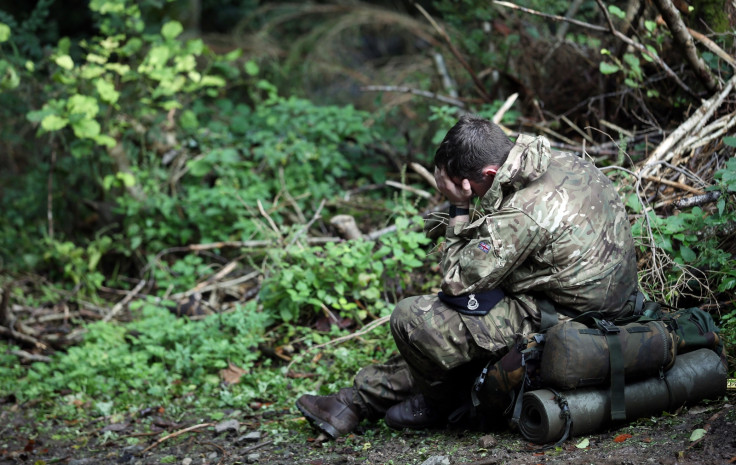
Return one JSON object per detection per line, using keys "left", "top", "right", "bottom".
{"left": 296, "top": 115, "right": 638, "bottom": 438}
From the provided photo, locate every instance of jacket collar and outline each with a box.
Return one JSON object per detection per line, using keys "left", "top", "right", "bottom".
{"left": 480, "top": 134, "right": 551, "bottom": 211}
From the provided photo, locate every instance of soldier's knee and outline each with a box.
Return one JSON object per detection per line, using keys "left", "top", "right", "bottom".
{"left": 390, "top": 297, "right": 415, "bottom": 339}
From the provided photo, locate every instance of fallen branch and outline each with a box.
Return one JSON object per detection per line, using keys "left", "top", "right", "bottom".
{"left": 410, "top": 162, "right": 437, "bottom": 190}
{"left": 0, "top": 325, "right": 47, "bottom": 350}
{"left": 361, "top": 85, "right": 466, "bottom": 107}
{"left": 103, "top": 279, "right": 147, "bottom": 323}
{"left": 641, "top": 74, "right": 736, "bottom": 171}
{"left": 142, "top": 423, "right": 214, "bottom": 454}
{"left": 492, "top": 92, "right": 518, "bottom": 126}
{"left": 687, "top": 27, "right": 736, "bottom": 70}
{"left": 385, "top": 180, "right": 432, "bottom": 199}
{"left": 674, "top": 191, "right": 722, "bottom": 209}
{"left": 12, "top": 349, "right": 51, "bottom": 363}
{"left": 642, "top": 175, "right": 705, "bottom": 195}
{"left": 241, "top": 440, "right": 274, "bottom": 454}
{"left": 433, "top": 52, "right": 458, "bottom": 98}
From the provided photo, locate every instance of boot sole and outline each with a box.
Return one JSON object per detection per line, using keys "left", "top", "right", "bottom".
{"left": 295, "top": 401, "right": 341, "bottom": 439}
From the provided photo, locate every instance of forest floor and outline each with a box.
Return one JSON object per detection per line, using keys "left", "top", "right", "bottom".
{"left": 1, "top": 393, "right": 735, "bottom": 465}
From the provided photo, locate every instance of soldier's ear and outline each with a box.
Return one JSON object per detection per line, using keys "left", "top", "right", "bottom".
{"left": 482, "top": 166, "right": 499, "bottom": 177}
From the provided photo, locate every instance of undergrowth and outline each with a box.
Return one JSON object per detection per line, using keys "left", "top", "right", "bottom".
{"left": 1, "top": 0, "right": 735, "bottom": 437}
{"left": 1, "top": 299, "right": 396, "bottom": 423}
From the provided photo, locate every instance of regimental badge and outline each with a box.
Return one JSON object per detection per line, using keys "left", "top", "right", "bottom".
{"left": 467, "top": 294, "right": 479, "bottom": 311}
{"left": 478, "top": 241, "right": 491, "bottom": 254}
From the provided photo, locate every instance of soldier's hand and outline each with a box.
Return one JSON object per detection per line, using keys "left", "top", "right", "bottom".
{"left": 434, "top": 167, "right": 472, "bottom": 207}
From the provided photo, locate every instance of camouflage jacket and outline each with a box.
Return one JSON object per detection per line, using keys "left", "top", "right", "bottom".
{"left": 441, "top": 134, "right": 637, "bottom": 319}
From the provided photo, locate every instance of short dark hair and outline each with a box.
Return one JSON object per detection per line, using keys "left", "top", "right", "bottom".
{"left": 433, "top": 115, "right": 514, "bottom": 181}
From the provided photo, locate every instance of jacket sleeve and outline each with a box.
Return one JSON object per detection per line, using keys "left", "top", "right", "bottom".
{"left": 440, "top": 208, "right": 545, "bottom": 296}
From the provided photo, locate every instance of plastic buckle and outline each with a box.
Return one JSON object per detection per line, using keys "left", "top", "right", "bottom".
{"left": 598, "top": 319, "right": 621, "bottom": 334}
{"left": 474, "top": 366, "right": 488, "bottom": 391}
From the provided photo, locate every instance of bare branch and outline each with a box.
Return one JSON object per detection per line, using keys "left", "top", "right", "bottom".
{"left": 361, "top": 85, "right": 466, "bottom": 107}
{"left": 414, "top": 2, "right": 492, "bottom": 102}
{"left": 595, "top": 0, "right": 696, "bottom": 96}
{"left": 494, "top": 1, "right": 608, "bottom": 32}
{"left": 651, "top": 0, "right": 720, "bottom": 92}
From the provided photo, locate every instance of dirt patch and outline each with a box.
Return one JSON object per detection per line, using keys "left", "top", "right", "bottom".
{"left": 1, "top": 394, "right": 734, "bottom": 465}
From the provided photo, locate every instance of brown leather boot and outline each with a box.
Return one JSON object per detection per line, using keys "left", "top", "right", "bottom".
{"left": 296, "top": 388, "right": 362, "bottom": 438}
{"left": 384, "top": 394, "right": 444, "bottom": 430}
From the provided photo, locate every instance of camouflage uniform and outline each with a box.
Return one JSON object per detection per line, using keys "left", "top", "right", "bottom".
{"left": 353, "top": 135, "right": 638, "bottom": 418}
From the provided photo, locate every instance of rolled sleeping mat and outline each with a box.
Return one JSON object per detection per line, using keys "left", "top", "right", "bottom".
{"left": 518, "top": 348, "right": 727, "bottom": 444}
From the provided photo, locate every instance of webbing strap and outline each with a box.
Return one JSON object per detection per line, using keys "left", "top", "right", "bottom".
{"left": 509, "top": 363, "right": 527, "bottom": 428}
{"left": 538, "top": 298, "right": 558, "bottom": 331}
{"left": 598, "top": 319, "right": 627, "bottom": 421}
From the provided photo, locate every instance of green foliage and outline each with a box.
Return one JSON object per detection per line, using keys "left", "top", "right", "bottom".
{"left": 3, "top": 300, "right": 271, "bottom": 415}
{"left": 260, "top": 215, "right": 431, "bottom": 323}
{"left": 719, "top": 308, "right": 736, "bottom": 376}
{"left": 41, "top": 236, "right": 113, "bottom": 294}
{"left": 115, "top": 95, "right": 379, "bottom": 256}
{"left": 631, "top": 159, "right": 736, "bottom": 299}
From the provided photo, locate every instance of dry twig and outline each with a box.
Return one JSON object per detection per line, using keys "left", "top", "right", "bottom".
{"left": 103, "top": 279, "right": 147, "bottom": 322}
{"left": 285, "top": 315, "right": 390, "bottom": 374}
{"left": 142, "top": 423, "right": 214, "bottom": 454}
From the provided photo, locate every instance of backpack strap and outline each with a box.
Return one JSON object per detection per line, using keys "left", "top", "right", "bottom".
{"left": 536, "top": 297, "right": 579, "bottom": 331}
{"left": 596, "top": 319, "right": 627, "bottom": 421}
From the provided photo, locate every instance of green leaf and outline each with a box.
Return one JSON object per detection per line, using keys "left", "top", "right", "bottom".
{"left": 576, "top": 438, "right": 590, "bottom": 449}
{"left": 55, "top": 54, "right": 74, "bottom": 70}
{"left": 244, "top": 60, "right": 259, "bottom": 76}
{"left": 0, "top": 59, "right": 19, "bottom": 90}
{"left": 723, "top": 137, "right": 736, "bottom": 147}
{"left": 626, "top": 193, "right": 643, "bottom": 213}
{"left": 161, "top": 21, "right": 183, "bottom": 40}
{"left": 180, "top": 110, "right": 198, "bottom": 130}
{"left": 117, "top": 172, "right": 136, "bottom": 187}
{"left": 145, "top": 45, "right": 171, "bottom": 69}
{"left": 67, "top": 94, "right": 99, "bottom": 118}
{"left": 188, "top": 159, "right": 212, "bottom": 177}
{"left": 41, "top": 114, "right": 69, "bottom": 131}
{"left": 689, "top": 428, "right": 707, "bottom": 442}
{"left": 94, "top": 134, "right": 117, "bottom": 147}
{"left": 200, "top": 75, "right": 226, "bottom": 87}
{"left": 679, "top": 245, "right": 696, "bottom": 263}
{"left": 608, "top": 5, "right": 625, "bottom": 19}
{"left": 87, "top": 53, "right": 107, "bottom": 64}
{"left": 0, "top": 23, "right": 10, "bottom": 42}
{"left": 599, "top": 62, "right": 620, "bottom": 74}
{"left": 95, "top": 79, "right": 119, "bottom": 103}
{"left": 72, "top": 118, "right": 101, "bottom": 139}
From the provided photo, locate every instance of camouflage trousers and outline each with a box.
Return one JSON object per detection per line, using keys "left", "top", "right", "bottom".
{"left": 352, "top": 293, "right": 536, "bottom": 419}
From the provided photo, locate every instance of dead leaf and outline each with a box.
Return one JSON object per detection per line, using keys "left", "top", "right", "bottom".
{"left": 220, "top": 362, "right": 247, "bottom": 385}
{"left": 613, "top": 433, "right": 633, "bottom": 443}
{"left": 101, "top": 422, "right": 129, "bottom": 433}
{"left": 23, "top": 439, "right": 34, "bottom": 452}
